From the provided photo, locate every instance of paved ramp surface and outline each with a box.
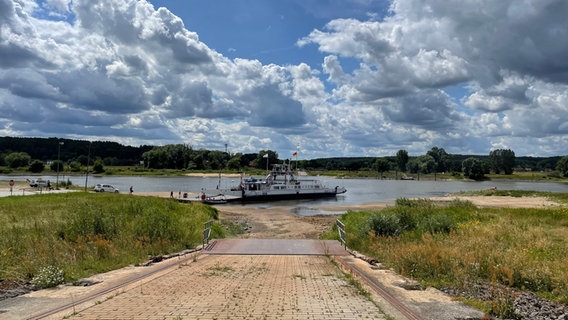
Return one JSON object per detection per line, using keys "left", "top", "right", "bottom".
{"left": 204, "top": 239, "right": 348, "bottom": 256}
{"left": 15, "top": 254, "right": 387, "bottom": 320}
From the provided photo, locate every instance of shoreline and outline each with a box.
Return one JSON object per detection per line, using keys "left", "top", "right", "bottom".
{"left": 0, "top": 184, "right": 562, "bottom": 210}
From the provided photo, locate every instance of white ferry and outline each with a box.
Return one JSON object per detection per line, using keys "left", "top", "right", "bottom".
{"left": 200, "top": 164, "right": 346, "bottom": 203}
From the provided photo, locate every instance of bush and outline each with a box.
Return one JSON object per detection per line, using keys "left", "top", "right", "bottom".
{"left": 31, "top": 265, "right": 65, "bottom": 289}
{"left": 29, "top": 160, "right": 45, "bottom": 173}
{"left": 92, "top": 159, "right": 105, "bottom": 173}
{"left": 50, "top": 160, "right": 64, "bottom": 172}
{"left": 4, "top": 152, "right": 31, "bottom": 168}
{"left": 417, "top": 213, "right": 455, "bottom": 234}
{"left": 369, "top": 213, "right": 404, "bottom": 237}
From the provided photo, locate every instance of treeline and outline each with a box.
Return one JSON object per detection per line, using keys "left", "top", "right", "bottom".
{"left": 303, "top": 148, "right": 566, "bottom": 180}
{"left": 0, "top": 137, "right": 152, "bottom": 167}
{"left": 1, "top": 137, "right": 567, "bottom": 179}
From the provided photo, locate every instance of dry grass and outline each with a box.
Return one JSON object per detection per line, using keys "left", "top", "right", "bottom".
{"left": 330, "top": 199, "right": 568, "bottom": 306}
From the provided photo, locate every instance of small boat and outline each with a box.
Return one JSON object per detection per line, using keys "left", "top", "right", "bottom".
{"left": 200, "top": 163, "right": 346, "bottom": 203}
{"left": 201, "top": 194, "right": 228, "bottom": 204}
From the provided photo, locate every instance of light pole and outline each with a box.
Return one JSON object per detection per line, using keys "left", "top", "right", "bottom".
{"left": 56, "top": 141, "right": 64, "bottom": 189}
{"left": 84, "top": 141, "right": 91, "bottom": 192}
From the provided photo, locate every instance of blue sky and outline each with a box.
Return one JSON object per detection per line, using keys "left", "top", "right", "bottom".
{"left": 1, "top": 0, "right": 567, "bottom": 159}
{"left": 149, "top": 1, "right": 386, "bottom": 73}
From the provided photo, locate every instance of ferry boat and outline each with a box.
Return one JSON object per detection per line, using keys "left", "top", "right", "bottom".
{"left": 199, "top": 164, "right": 346, "bottom": 203}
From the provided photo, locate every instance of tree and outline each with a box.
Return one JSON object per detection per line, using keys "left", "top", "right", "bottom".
{"left": 142, "top": 144, "right": 193, "bottom": 169}
{"left": 69, "top": 161, "right": 82, "bottom": 172}
{"left": 76, "top": 155, "right": 89, "bottom": 166}
{"left": 226, "top": 153, "right": 242, "bottom": 170}
{"left": 427, "top": 147, "right": 451, "bottom": 172}
{"left": 50, "top": 160, "right": 64, "bottom": 172}
{"left": 375, "top": 158, "right": 390, "bottom": 179}
{"left": 4, "top": 152, "right": 31, "bottom": 168}
{"left": 556, "top": 156, "right": 568, "bottom": 177}
{"left": 92, "top": 158, "right": 105, "bottom": 173}
{"left": 29, "top": 160, "right": 45, "bottom": 173}
{"left": 462, "top": 157, "right": 485, "bottom": 180}
{"left": 406, "top": 156, "right": 436, "bottom": 174}
{"left": 396, "top": 150, "right": 409, "bottom": 172}
{"left": 489, "top": 149, "right": 516, "bottom": 174}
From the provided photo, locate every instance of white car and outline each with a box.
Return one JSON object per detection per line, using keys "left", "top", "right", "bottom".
{"left": 94, "top": 184, "right": 119, "bottom": 193}
{"left": 29, "top": 179, "right": 48, "bottom": 188}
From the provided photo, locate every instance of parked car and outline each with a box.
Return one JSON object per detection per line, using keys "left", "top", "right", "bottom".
{"left": 94, "top": 184, "right": 119, "bottom": 193}
{"left": 28, "top": 178, "right": 50, "bottom": 188}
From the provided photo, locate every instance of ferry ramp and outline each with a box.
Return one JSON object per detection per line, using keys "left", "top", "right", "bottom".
{"left": 3, "top": 239, "right": 483, "bottom": 320}
{"left": 203, "top": 238, "right": 349, "bottom": 256}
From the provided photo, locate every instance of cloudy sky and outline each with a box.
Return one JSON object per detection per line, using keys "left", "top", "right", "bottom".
{"left": 1, "top": 0, "right": 567, "bottom": 158}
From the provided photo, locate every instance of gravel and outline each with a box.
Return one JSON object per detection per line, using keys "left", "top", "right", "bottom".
{"left": 441, "top": 281, "right": 568, "bottom": 319}
{"left": 0, "top": 279, "right": 33, "bottom": 301}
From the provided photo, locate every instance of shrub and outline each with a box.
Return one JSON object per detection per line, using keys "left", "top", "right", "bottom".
{"left": 50, "top": 160, "right": 64, "bottom": 172}
{"left": 417, "top": 213, "right": 456, "bottom": 234}
{"left": 31, "top": 265, "right": 65, "bottom": 289}
{"left": 29, "top": 160, "right": 45, "bottom": 173}
{"left": 369, "top": 213, "right": 404, "bottom": 237}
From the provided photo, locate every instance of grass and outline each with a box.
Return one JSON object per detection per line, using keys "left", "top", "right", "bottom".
{"left": 324, "top": 197, "right": 568, "bottom": 316}
{"left": 0, "top": 193, "right": 223, "bottom": 286}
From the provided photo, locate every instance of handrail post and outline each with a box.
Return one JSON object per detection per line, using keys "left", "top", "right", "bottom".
{"left": 336, "top": 219, "right": 346, "bottom": 249}
{"left": 203, "top": 220, "right": 213, "bottom": 248}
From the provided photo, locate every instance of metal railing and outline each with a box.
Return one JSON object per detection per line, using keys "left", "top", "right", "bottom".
{"left": 336, "top": 219, "right": 346, "bottom": 248}
{"left": 203, "top": 220, "right": 213, "bottom": 248}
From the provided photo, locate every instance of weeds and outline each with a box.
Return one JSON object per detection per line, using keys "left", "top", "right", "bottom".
{"left": 323, "top": 197, "right": 568, "bottom": 311}
{"left": 0, "top": 193, "right": 222, "bottom": 286}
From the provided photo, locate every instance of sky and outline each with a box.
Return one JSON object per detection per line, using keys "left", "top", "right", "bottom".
{"left": 1, "top": 0, "right": 567, "bottom": 159}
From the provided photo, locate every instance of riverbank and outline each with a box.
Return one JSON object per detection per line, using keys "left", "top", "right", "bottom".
{"left": 133, "top": 190, "right": 560, "bottom": 209}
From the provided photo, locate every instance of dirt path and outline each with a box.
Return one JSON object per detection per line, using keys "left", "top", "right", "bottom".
{"left": 217, "top": 205, "right": 339, "bottom": 239}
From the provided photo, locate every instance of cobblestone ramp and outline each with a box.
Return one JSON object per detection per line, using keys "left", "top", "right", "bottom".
{"left": 59, "top": 255, "right": 387, "bottom": 320}
{"left": 204, "top": 239, "right": 349, "bottom": 256}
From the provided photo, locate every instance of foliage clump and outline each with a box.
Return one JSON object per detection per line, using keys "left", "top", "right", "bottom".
{"left": 30, "top": 265, "right": 65, "bottom": 289}
{"left": 363, "top": 198, "right": 463, "bottom": 238}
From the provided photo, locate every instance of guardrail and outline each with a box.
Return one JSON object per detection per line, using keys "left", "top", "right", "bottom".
{"left": 203, "top": 220, "right": 213, "bottom": 248}
{"left": 336, "top": 219, "right": 346, "bottom": 249}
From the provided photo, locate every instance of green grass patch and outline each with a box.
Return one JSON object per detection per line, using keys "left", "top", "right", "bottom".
{"left": 324, "top": 197, "right": 568, "bottom": 313}
{"left": 0, "top": 193, "right": 223, "bottom": 286}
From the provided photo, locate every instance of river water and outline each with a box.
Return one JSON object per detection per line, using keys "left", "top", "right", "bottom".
{"left": 3, "top": 174, "right": 566, "bottom": 211}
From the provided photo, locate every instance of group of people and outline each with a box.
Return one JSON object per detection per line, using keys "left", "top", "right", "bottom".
{"left": 128, "top": 186, "right": 188, "bottom": 199}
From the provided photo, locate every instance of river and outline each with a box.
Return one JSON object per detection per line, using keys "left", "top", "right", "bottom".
{"left": 3, "top": 174, "right": 566, "bottom": 210}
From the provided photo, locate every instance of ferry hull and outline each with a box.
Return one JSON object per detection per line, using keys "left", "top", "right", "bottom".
{"left": 235, "top": 191, "right": 341, "bottom": 202}
{"left": 200, "top": 188, "right": 345, "bottom": 203}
